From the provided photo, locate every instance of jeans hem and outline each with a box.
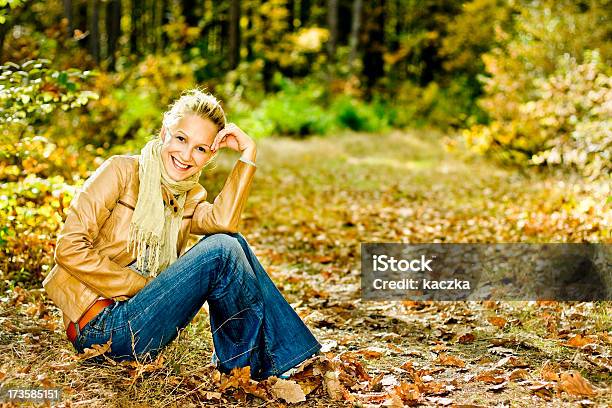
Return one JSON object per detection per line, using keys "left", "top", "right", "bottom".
{"left": 258, "top": 341, "right": 322, "bottom": 380}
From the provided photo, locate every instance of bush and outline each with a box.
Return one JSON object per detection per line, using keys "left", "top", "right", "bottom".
{"left": 330, "top": 96, "right": 390, "bottom": 132}
{"left": 465, "top": 50, "right": 611, "bottom": 179}
{"left": 464, "top": 0, "right": 612, "bottom": 179}
{"left": 0, "top": 174, "right": 81, "bottom": 290}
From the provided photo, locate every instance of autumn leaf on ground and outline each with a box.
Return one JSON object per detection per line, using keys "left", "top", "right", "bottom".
{"left": 564, "top": 334, "right": 595, "bottom": 348}
{"left": 356, "top": 347, "right": 384, "bottom": 359}
{"left": 508, "top": 368, "right": 530, "bottom": 381}
{"left": 392, "top": 381, "right": 421, "bottom": 406}
{"left": 322, "top": 369, "right": 344, "bottom": 400}
{"left": 558, "top": 370, "right": 597, "bottom": 397}
{"left": 456, "top": 332, "right": 476, "bottom": 344}
{"left": 219, "top": 366, "right": 269, "bottom": 400}
{"left": 540, "top": 361, "right": 560, "bottom": 382}
{"left": 271, "top": 378, "right": 306, "bottom": 403}
{"left": 72, "top": 339, "right": 112, "bottom": 361}
{"left": 435, "top": 353, "right": 466, "bottom": 368}
{"left": 475, "top": 372, "right": 505, "bottom": 385}
{"left": 487, "top": 316, "right": 508, "bottom": 329}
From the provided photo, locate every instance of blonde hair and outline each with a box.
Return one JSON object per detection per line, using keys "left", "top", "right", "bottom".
{"left": 162, "top": 88, "right": 226, "bottom": 131}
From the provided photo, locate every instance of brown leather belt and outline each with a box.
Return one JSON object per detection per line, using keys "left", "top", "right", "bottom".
{"left": 66, "top": 298, "right": 115, "bottom": 344}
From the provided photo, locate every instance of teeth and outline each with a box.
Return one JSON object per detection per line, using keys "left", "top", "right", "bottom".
{"left": 172, "top": 157, "right": 190, "bottom": 169}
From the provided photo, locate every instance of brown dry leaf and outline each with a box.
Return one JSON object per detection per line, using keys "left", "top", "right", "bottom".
{"left": 529, "top": 383, "right": 554, "bottom": 401}
{"left": 393, "top": 381, "right": 421, "bottom": 406}
{"left": 271, "top": 378, "right": 306, "bottom": 403}
{"left": 431, "top": 344, "right": 449, "bottom": 352}
{"left": 73, "top": 339, "right": 112, "bottom": 361}
{"left": 400, "top": 360, "right": 414, "bottom": 371}
{"left": 558, "top": 370, "right": 597, "bottom": 397}
{"left": 564, "top": 334, "right": 595, "bottom": 348}
{"left": 357, "top": 348, "right": 383, "bottom": 359}
{"left": 200, "top": 391, "right": 222, "bottom": 400}
{"left": 323, "top": 370, "right": 344, "bottom": 400}
{"left": 487, "top": 316, "right": 508, "bottom": 329}
{"left": 457, "top": 332, "right": 475, "bottom": 344}
{"left": 496, "top": 356, "right": 528, "bottom": 368}
{"left": 475, "top": 373, "right": 505, "bottom": 385}
{"left": 540, "top": 361, "right": 560, "bottom": 382}
{"left": 0, "top": 371, "right": 5, "bottom": 381}
{"left": 368, "top": 372, "right": 384, "bottom": 390}
{"left": 435, "top": 353, "right": 466, "bottom": 368}
{"left": 508, "top": 368, "right": 529, "bottom": 381}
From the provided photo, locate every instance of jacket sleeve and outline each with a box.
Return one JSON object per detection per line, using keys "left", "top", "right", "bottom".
{"left": 54, "top": 156, "right": 148, "bottom": 298}
{"left": 190, "top": 159, "right": 256, "bottom": 235}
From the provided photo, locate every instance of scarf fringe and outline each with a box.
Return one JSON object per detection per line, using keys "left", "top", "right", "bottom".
{"left": 128, "top": 222, "right": 162, "bottom": 277}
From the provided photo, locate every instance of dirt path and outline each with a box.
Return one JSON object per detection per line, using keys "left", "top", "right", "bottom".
{"left": 0, "top": 130, "right": 610, "bottom": 407}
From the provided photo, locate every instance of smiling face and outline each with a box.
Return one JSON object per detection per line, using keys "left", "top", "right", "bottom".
{"left": 160, "top": 114, "right": 218, "bottom": 182}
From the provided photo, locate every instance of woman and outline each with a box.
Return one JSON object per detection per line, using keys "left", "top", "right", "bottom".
{"left": 42, "top": 89, "right": 321, "bottom": 380}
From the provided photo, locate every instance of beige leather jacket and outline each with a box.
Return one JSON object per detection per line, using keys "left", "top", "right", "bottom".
{"left": 42, "top": 154, "right": 256, "bottom": 331}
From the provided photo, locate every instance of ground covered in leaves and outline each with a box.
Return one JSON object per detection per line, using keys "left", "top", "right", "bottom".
{"left": 1, "top": 130, "right": 610, "bottom": 407}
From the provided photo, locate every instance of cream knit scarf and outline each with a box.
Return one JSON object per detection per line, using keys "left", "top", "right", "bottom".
{"left": 127, "top": 137, "right": 202, "bottom": 277}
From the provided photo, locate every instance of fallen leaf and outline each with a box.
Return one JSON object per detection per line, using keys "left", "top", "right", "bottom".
{"left": 323, "top": 370, "right": 343, "bottom": 400}
{"left": 508, "top": 368, "right": 529, "bottom": 381}
{"left": 393, "top": 381, "right": 421, "bottom": 406}
{"left": 540, "top": 361, "right": 560, "bottom": 382}
{"left": 435, "top": 353, "right": 466, "bottom": 368}
{"left": 558, "top": 370, "right": 597, "bottom": 397}
{"left": 475, "top": 373, "right": 505, "bottom": 384}
{"left": 73, "top": 339, "right": 112, "bottom": 361}
{"left": 487, "top": 316, "right": 507, "bottom": 329}
{"left": 564, "top": 334, "right": 595, "bottom": 348}
{"left": 357, "top": 348, "right": 384, "bottom": 359}
{"left": 271, "top": 378, "right": 306, "bottom": 403}
{"left": 457, "top": 332, "right": 476, "bottom": 344}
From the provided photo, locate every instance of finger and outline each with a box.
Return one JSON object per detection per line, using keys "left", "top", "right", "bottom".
{"left": 212, "top": 129, "right": 227, "bottom": 151}
{"left": 214, "top": 133, "right": 230, "bottom": 152}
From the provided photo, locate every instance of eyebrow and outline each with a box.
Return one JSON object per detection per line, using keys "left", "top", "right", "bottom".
{"left": 170, "top": 126, "right": 212, "bottom": 148}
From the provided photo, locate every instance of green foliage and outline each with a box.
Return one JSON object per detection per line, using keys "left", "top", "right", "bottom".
{"left": 330, "top": 96, "right": 389, "bottom": 133}
{"left": 0, "top": 0, "right": 23, "bottom": 24}
{"left": 0, "top": 59, "right": 97, "bottom": 125}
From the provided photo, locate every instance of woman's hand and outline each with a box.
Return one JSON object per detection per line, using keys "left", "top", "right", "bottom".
{"left": 211, "top": 123, "right": 256, "bottom": 162}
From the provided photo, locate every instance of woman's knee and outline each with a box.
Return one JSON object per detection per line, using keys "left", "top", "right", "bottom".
{"left": 200, "top": 233, "right": 244, "bottom": 259}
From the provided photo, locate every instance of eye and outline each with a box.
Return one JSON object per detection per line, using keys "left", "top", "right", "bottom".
{"left": 197, "top": 146, "right": 207, "bottom": 153}
{"left": 176, "top": 135, "right": 185, "bottom": 142}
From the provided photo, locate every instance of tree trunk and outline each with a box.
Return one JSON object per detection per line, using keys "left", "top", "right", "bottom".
{"left": 228, "top": 0, "right": 241, "bottom": 69}
{"left": 362, "top": 0, "right": 385, "bottom": 98}
{"left": 300, "top": 0, "right": 310, "bottom": 27}
{"left": 183, "top": 0, "right": 199, "bottom": 27}
{"left": 63, "top": 0, "right": 73, "bottom": 36}
{"left": 327, "top": 0, "right": 338, "bottom": 63}
{"left": 88, "top": 0, "right": 101, "bottom": 63}
{"left": 287, "top": 0, "right": 295, "bottom": 31}
{"left": 348, "top": 0, "right": 363, "bottom": 72}
{"left": 130, "top": 0, "right": 142, "bottom": 55}
{"left": 105, "top": 0, "right": 121, "bottom": 69}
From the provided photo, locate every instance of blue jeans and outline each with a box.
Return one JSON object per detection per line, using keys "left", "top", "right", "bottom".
{"left": 71, "top": 233, "right": 322, "bottom": 380}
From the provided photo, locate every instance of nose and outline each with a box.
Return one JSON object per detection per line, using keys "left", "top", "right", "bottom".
{"left": 179, "top": 146, "right": 193, "bottom": 164}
